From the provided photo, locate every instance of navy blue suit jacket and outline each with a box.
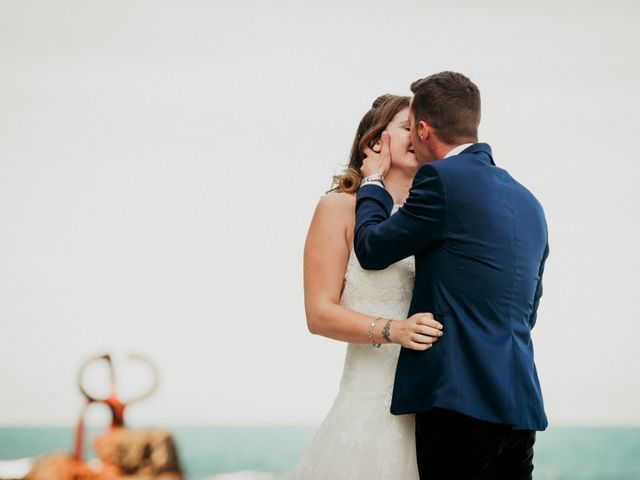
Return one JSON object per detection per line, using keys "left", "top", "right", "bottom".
{"left": 354, "top": 143, "right": 548, "bottom": 430}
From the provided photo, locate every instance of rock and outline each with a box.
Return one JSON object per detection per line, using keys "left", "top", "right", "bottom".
{"left": 92, "top": 427, "right": 183, "bottom": 479}
{"left": 23, "top": 428, "right": 183, "bottom": 480}
{"left": 24, "top": 453, "right": 101, "bottom": 480}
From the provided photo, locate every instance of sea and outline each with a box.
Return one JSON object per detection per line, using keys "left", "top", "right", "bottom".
{"left": 1, "top": 426, "right": 639, "bottom": 480}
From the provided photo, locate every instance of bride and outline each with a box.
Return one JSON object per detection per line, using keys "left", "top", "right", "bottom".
{"left": 290, "top": 95, "right": 443, "bottom": 479}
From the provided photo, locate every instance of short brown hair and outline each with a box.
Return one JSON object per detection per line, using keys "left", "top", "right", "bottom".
{"left": 330, "top": 94, "right": 410, "bottom": 193}
{"left": 410, "top": 71, "right": 480, "bottom": 145}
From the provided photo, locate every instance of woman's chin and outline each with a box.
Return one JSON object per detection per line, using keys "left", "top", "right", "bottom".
{"left": 389, "top": 155, "right": 421, "bottom": 175}
{"left": 406, "top": 156, "right": 421, "bottom": 170}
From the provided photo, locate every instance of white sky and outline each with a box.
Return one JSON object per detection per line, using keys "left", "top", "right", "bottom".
{"left": 1, "top": 0, "right": 639, "bottom": 427}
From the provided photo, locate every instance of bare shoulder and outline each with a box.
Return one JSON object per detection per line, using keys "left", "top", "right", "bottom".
{"left": 316, "top": 191, "right": 356, "bottom": 214}
{"left": 309, "top": 192, "right": 356, "bottom": 245}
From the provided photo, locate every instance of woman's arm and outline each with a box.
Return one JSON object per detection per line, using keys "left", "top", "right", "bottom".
{"left": 303, "top": 193, "right": 442, "bottom": 349}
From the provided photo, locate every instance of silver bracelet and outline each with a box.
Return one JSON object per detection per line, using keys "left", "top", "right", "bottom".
{"left": 382, "top": 319, "right": 393, "bottom": 343}
{"left": 368, "top": 317, "right": 383, "bottom": 348}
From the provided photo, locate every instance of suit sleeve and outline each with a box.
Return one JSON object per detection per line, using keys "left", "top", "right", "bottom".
{"left": 354, "top": 164, "right": 447, "bottom": 270}
{"left": 528, "top": 243, "right": 549, "bottom": 328}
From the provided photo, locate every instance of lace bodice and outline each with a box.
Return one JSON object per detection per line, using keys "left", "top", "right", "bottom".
{"left": 341, "top": 246, "right": 415, "bottom": 322}
{"left": 338, "top": 240, "right": 415, "bottom": 391}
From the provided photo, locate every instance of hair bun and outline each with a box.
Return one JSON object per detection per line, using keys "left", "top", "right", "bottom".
{"left": 372, "top": 94, "right": 392, "bottom": 109}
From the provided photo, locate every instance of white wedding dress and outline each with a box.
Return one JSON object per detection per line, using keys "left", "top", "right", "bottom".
{"left": 290, "top": 209, "right": 418, "bottom": 479}
{"left": 208, "top": 208, "right": 418, "bottom": 480}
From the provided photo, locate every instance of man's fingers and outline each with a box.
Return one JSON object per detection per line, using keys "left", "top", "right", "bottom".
{"left": 380, "top": 131, "right": 391, "bottom": 156}
{"left": 363, "top": 146, "right": 378, "bottom": 158}
{"left": 370, "top": 130, "right": 390, "bottom": 176}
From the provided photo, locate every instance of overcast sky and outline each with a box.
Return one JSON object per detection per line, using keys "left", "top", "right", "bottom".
{"left": 1, "top": 0, "right": 639, "bottom": 428}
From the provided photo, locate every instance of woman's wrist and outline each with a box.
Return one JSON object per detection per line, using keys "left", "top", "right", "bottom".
{"left": 368, "top": 317, "right": 386, "bottom": 347}
{"left": 369, "top": 318, "right": 396, "bottom": 346}
{"left": 368, "top": 317, "right": 383, "bottom": 348}
{"left": 381, "top": 319, "right": 393, "bottom": 343}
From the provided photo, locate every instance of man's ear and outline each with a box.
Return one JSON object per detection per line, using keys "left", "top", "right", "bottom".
{"left": 418, "top": 120, "right": 431, "bottom": 143}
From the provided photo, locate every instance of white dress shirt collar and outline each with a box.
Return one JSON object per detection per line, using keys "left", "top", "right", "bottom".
{"left": 443, "top": 143, "right": 475, "bottom": 159}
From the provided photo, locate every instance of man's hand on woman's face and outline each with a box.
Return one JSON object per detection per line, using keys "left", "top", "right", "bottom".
{"left": 361, "top": 131, "right": 391, "bottom": 178}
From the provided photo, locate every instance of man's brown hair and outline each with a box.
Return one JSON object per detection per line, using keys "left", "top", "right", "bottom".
{"left": 410, "top": 71, "right": 481, "bottom": 145}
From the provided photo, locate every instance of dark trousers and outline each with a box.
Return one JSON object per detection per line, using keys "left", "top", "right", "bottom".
{"left": 415, "top": 408, "right": 536, "bottom": 480}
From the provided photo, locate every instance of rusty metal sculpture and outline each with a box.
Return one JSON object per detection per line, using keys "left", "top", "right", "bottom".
{"left": 24, "top": 353, "right": 182, "bottom": 480}
{"left": 73, "top": 353, "right": 160, "bottom": 461}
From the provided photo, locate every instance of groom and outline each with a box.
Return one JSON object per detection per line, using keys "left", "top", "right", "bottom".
{"left": 354, "top": 71, "right": 548, "bottom": 479}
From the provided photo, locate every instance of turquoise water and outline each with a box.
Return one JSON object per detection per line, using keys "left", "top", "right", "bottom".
{"left": 1, "top": 426, "right": 639, "bottom": 479}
